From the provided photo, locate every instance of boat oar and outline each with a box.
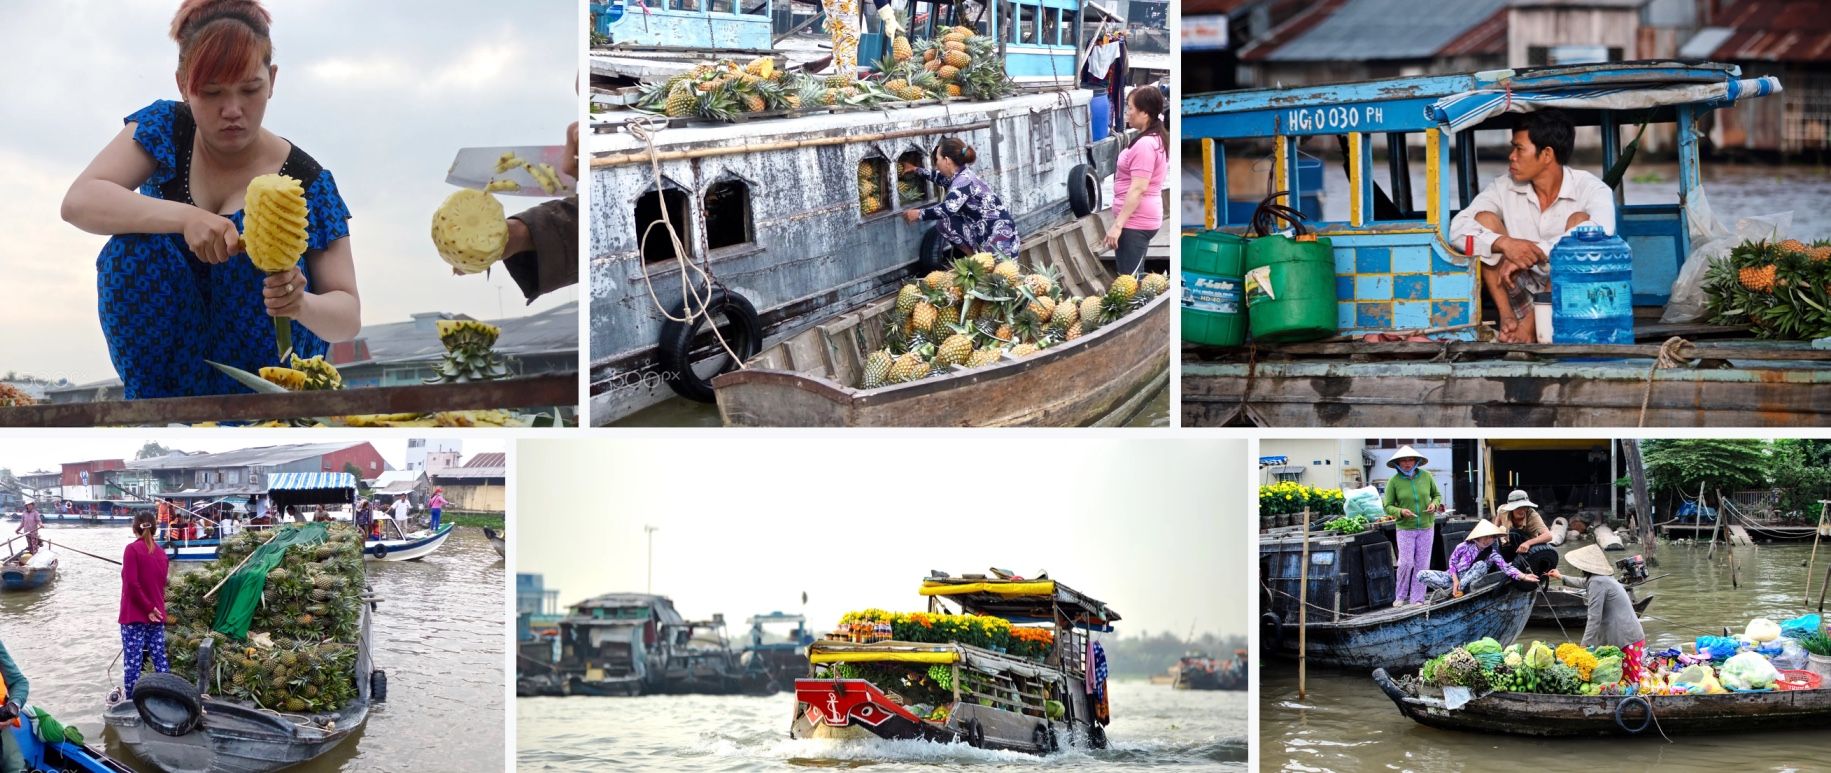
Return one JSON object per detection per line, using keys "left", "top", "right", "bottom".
{"left": 41, "top": 539, "right": 122, "bottom": 566}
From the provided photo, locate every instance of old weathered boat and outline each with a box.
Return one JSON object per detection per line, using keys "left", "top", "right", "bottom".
{"left": 739, "top": 611, "right": 812, "bottom": 694}
{"left": 1528, "top": 586, "right": 1654, "bottom": 627}
{"left": 790, "top": 572, "right": 1120, "bottom": 754}
{"left": 1173, "top": 651, "right": 1248, "bottom": 690}
{"left": 1, "top": 545, "right": 57, "bottom": 591}
{"left": 556, "top": 593, "right": 766, "bottom": 696}
{"left": 711, "top": 214, "right": 1169, "bottom": 426}
{"left": 102, "top": 595, "right": 383, "bottom": 772}
{"left": 1373, "top": 667, "right": 1831, "bottom": 736}
{"left": 1181, "top": 61, "right": 1816, "bottom": 427}
{"left": 483, "top": 526, "right": 506, "bottom": 558}
{"left": 1263, "top": 569, "right": 1533, "bottom": 672}
{"left": 586, "top": 0, "right": 1148, "bottom": 424}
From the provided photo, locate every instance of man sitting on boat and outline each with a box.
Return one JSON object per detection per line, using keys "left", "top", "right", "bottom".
{"left": 0, "top": 639, "right": 29, "bottom": 773}
{"left": 1546, "top": 545, "right": 1647, "bottom": 684}
{"left": 1449, "top": 109, "right": 1617, "bottom": 344}
{"left": 1418, "top": 520, "right": 1537, "bottom": 601}
{"left": 1492, "top": 490, "right": 1557, "bottom": 574}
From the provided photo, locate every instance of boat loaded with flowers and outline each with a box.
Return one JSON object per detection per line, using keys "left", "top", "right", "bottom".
{"left": 790, "top": 570, "right": 1120, "bottom": 753}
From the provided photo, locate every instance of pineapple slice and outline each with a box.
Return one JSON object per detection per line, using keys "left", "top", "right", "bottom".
{"left": 485, "top": 179, "right": 522, "bottom": 192}
{"left": 431, "top": 189, "right": 510, "bottom": 274}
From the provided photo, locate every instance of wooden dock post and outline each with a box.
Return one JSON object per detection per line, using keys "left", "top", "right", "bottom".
{"left": 1807, "top": 501, "right": 1828, "bottom": 604}
{"left": 1622, "top": 440, "right": 1656, "bottom": 564}
{"left": 1298, "top": 506, "right": 1310, "bottom": 701}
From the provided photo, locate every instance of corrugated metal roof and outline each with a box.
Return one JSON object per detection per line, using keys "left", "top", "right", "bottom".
{"left": 430, "top": 467, "right": 506, "bottom": 481}
{"left": 464, "top": 453, "right": 507, "bottom": 469}
{"left": 1707, "top": 0, "right": 1831, "bottom": 63}
{"left": 127, "top": 443, "right": 371, "bottom": 471}
{"left": 1263, "top": 0, "right": 1511, "bottom": 62}
{"left": 1681, "top": 27, "right": 1736, "bottom": 58}
{"left": 1239, "top": 0, "right": 1349, "bottom": 61}
{"left": 1436, "top": 6, "right": 1509, "bottom": 57}
{"left": 336, "top": 302, "right": 578, "bottom": 368}
{"left": 268, "top": 472, "right": 358, "bottom": 492}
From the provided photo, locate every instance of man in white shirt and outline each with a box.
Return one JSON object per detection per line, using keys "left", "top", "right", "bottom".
{"left": 1449, "top": 109, "right": 1616, "bottom": 343}
{"left": 392, "top": 496, "right": 411, "bottom": 525}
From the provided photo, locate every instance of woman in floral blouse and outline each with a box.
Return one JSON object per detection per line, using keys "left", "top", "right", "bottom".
{"left": 901, "top": 138, "right": 1022, "bottom": 258}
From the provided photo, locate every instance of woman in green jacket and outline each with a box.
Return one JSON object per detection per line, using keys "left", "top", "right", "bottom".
{"left": 1384, "top": 446, "right": 1443, "bottom": 607}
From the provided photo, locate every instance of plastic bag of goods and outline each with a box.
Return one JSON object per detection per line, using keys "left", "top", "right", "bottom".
{"left": 1770, "top": 638, "right": 1809, "bottom": 671}
{"left": 1343, "top": 486, "right": 1384, "bottom": 520}
{"left": 25, "top": 549, "right": 56, "bottom": 568}
{"left": 1591, "top": 655, "right": 1623, "bottom": 686}
{"left": 1719, "top": 651, "right": 1780, "bottom": 691}
{"left": 1745, "top": 618, "right": 1781, "bottom": 643}
{"left": 1695, "top": 635, "right": 1742, "bottom": 660}
{"left": 1780, "top": 614, "right": 1822, "bottom": 641}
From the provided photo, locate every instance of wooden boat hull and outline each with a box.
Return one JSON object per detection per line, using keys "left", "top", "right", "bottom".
{"left": 1, "top": 564, "right": 55, "bottom": 590}
{"left": 1529, "top": 588, "right": 1653, "bottom": 627}
{"left": 1374, "top": 667, "right": 1831, "bottom": 736}
{"left": 789, "top": 678, "right": 1090, "bottom": 754}
{"left": 1183, "top": 346, "right": 1831, "bottom": 427}
{"left": 1261, "top": 577, "right": 1535, "bottom": 672}
{"left": 163, "top": 525, "right": 453, "bottom": 562}
{"left": 713, "top": 216, "right": 1170, "bottom": 427}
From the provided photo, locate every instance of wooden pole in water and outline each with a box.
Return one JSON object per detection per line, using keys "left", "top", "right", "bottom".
{"left": 1807, "top": 501, "right": 1829, "bottom": 604}
{"left": 1622, "top": 440, "right": 1656, "bottom": 564}
{"left": 1298, "top": 506, "right": 1311, "bottom": 701}
{"left": 1717, "top": 488, "right": 1740, "bottom": 590}
{"left": 1706, "top": 483, "right": 1722, "bottom": 559}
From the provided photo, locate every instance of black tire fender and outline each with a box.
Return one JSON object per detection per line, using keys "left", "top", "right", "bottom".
{"left": 371, "top": 670, "right": 388, "bottom": 703}
{"left": 132, "top": 672, "right": 203, "bottom": 737}
{"left": 1033, "top": 722, "right": 1059, "bottom": 753}
{"left": 1615, "top": 695, "right": 1652, "bottom": 734}
{"left": 917, "top": 228, "right": 953, "bottom": 275}
{"left": 1088, "top": 721, "right": 1107, "bottom": 749}
{"left": 1067, "top": 163, "right": 1098, "bottom": 218}
{"left": 963, "top": 717, "right": 985, "bottom": 747}
{"left": 372, "top": 541, "right": 388, "bottom": 559}
{"left": 656, "top": 286, "right": 763, "bottom": 403}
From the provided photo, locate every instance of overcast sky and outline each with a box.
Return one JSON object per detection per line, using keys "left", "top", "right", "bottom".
{"left": 519, "top": 439, "right": 1249, "bottom": 639}
{"left": 0, "top": 1, "right": 577, "bottom": 383}
{"left": 0, "top": 435, "right": 504, "bottom": 477}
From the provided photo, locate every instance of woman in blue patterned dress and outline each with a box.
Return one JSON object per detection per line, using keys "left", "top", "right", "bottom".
{"left": 60, "top": 0, "right": 360, "bottom": 399}
{"left": 900, "top": 138, "right": 1022, "bottom": 259}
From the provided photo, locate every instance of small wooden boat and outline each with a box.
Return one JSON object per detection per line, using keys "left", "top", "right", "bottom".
{"left": 1261, "top": 574, "right": 1535, "bottom": 672}
{"left": 1, "top": 546, "right": 57, "bottom": 591}
{"left": 103, "top": 603, "right": 384, "bottom": 772}
{"left": 8, "top": 721, "right": 136, "bottom": 772}
{"left": 711, "top": 214, "right": 1170, "bottom": 427}
{"left": 162, "top": 523, "right": 454, "bottom": 563}
{"left": 483, "top": 527, "right": 506, "bottom": 558}
{"left": 1528, "top": 586, "right": 1654, "bottom": 627}
{"left": 1173, "top": 653, "right": 1248, "bottom": 690}
{"left": 1373, "top": 667, "right": 1831, "bottom": 736}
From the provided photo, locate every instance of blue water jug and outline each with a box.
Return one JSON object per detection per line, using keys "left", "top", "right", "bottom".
{"left": 1088, "top": 89, "right": 1111, "bottom": 143}
{"left": 1549, "top": 224, "right": 1633, "bottom": 345}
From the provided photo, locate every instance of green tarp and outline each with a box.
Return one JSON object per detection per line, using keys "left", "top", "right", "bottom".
{"left": 211, "top": 524, "right": 329, "bottom": 640}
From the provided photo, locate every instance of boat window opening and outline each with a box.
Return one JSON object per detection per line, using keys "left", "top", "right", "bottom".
{"left": 858, "top": 156, "right": 892, "bottom": 218}
{"left": 895, "top": 150, "right": 933, "bottom": 206}
{"left": 1042, "top": 6, "right": 1061, "bottom": 46}
{"left": 709, "top": 0, "right": 734, "bottom": 13}
{"left": 1188, "top": 138, "right": 1281, "bottom": 229}
{"left": 739, "top": 0, "right": 766, "bottom": 15}
{"left": 704, "top": 179, "right": 755, "bottom": 250}
{"left": 1359, "top": 132, "right": 1425, "bottom": 223}
{"left": 1017, "top": 3, "right": 1036, "bottom": 44}
{"left": 670, "top": 0, "right": 701, "bottom": 11}
{"left": 635, "top": 187, "right": 692, "bottom": 263}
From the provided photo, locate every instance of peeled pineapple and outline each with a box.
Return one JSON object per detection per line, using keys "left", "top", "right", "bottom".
{"left": 431, "top": 189, "right": 510, "bottom": 274}
{"left": 243, "top": 174, "right": 310, "bottom": 273}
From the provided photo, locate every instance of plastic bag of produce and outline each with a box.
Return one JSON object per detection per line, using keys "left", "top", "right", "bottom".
{"left": 1661, "top": 201, "right": 1786, "bottom": 324}
{"left": 1745, "top": 618, "right": 1781, "bottom": 643}
{"left": 1591, "top": 655, "right": 1623, "bottom": 686}
{"left": 1771, "top": 638, "right": 1809, "bottom": 671}
{"left": 1343, "top": 486, "right": 1384, "bottom": 519}
{"left": 1780, "top": 614, "right": 1822, "bottom": 640}
{"left": 1695, "top": 635, "right": 1742, "bottom": 659}
{"left": 1720, "top": 651, "right": 1779, "bottom": 691}
{"left": 1525, "top": 641, "right": 1555, "bottom": 670}
{"left": 1672, "top": 664, "right": 1713, "bottom": 694}
{"left": 1467, "top": 638, "right": 1502, "bottom": 657}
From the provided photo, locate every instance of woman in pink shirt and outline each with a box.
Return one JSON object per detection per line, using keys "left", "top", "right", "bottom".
{"left": 119, "top": 513, "right": 170, "bottom": 696}
{"left": 1104, "top": 86, "right": 1168, "bottom": 274}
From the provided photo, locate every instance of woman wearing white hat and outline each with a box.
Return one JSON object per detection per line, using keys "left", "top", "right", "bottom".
{"left": 1383, "top": 446, "right": 1443, "bottom": 607}
{"left": 1416, "top": 520, "right": 1538, "bottom": 600}
{"left": 1493, "top": 490, "right": 1557, "bottom": 574}
{"left": 1547, "top": 545, "right": 1647, "bottom": 683}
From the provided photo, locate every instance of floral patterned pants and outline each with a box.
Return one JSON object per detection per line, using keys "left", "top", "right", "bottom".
{"left": 121, "top": 622, "right": 170, "bottom": 694}
{"left": 823, "top": 0, "right": 861, "bottom": 73}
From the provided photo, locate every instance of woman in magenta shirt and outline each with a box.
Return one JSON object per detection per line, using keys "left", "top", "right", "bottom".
{"left": 1104, "top": 87, "right": 1169, "bottom": 274}
{"left": 119, "top": 513, "right": 171, "bottom": 696}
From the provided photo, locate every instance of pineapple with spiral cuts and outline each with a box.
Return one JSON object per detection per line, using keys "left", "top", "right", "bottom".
{"left": 243, "top": 173, "right": 311, "bottom": 360}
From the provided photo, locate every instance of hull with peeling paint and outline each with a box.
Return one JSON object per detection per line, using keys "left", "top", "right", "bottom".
{"left": 710, "top": 215, "right": 1169, "bottom": 426}
{"left": 587, "top": 91, "right": 1121, "bottom": 424}
{"left": 1183, "top": 342, "right": 1831, "bottom": 427}
{"left": 1261, "top": 573, "right": 1535, "bottom": 672}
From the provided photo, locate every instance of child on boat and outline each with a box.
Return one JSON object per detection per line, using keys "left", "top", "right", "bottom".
{"left": 1418, "top": 520, "right": 1537, "bottom": 601}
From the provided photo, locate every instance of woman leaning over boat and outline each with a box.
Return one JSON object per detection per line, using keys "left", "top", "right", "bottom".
{"left": 60, "top": 0, "right": 360, "bottom": 399}
{"left": 119, "top": 513, "right": 171, "bottom": 698}
{"left": 1383, "top": 446, "right": 1443, "bottom": 608}
{"left": 1104, "top": 86, "right": 1168, "bottom": 275}
{"left": 900, "top": 138, "right": 1022, "bottom": 258}
{"left": 1547, "top": 545, "right": 1647, "bottom": 684}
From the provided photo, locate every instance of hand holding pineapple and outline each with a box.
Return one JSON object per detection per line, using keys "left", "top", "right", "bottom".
{"left": 262, "top": 266, "right": 307, "bottom": 318}
{"left": 242, "top": 173, "right": 312, "bottom": 361}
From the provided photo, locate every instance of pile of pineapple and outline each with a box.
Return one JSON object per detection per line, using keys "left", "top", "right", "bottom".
{"left": 880, "top": 21, "right": 1014, "bottom": 102}
{"left": 163, "top": 524, "right": 368, "bottom": 715}
{"left": 1705, "top": 237, "right": 1831, "bottom": 339}
{"left": 642, "top": 57, "right": 909, "bottom": 121}
{"left": 860, "top": 254, "right": 1169, "bottom": 388}
{"left": 859, "top": 161, "right": 888, "bottom": 215}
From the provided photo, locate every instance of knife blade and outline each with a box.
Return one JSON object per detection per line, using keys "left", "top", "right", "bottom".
{"left": 446, "top": 145, "right": 578, "bottom": 197}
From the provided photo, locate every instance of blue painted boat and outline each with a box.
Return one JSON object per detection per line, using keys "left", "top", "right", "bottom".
{"left": 8, "top": 718, "right": 136, "bottom": 772}
{"left": 0, "top": 547, "right": 56, "bottom": 591}
{"left": 162, "top": 523, "right": 455, "bottom": 563}
{"left": 1179, "top": 62, "right": 1822, "bottom": 428}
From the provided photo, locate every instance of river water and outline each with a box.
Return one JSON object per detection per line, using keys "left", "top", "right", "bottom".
{"left": 611, "top": 382, "right": 1171, "bottom": 427}
{"left": 1261, "top": 539, "right": 1831, "bottom": 772}
{"left": 518, "top": 680, "right": 1246, "bottom": 770}
{"left": 1, "top": 523, "right": 505, "bottom": 772}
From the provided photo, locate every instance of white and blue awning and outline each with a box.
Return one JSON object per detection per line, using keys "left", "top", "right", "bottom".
{"left": 267, "top": 472, "right": 357, "bottom": 492}
{"left": 1427, "top": 76, "right": 1782, "bottom": 135}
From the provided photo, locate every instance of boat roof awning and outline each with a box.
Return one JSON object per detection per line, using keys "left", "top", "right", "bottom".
{"left": 266, "top": 472, "right": 357, "bottom": 509}
{"left": 920, "top": 576, "right": 1121, "bottom": 628}
{"left": 1430, "top": 75, "right": 1781, "bottom": 134}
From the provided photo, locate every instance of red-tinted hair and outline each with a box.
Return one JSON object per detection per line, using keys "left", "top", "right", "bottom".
{"left": 170, "top": 0, "right": 274, "bottom": 95}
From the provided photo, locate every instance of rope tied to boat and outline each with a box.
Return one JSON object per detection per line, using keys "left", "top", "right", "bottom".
{"left": 623, "top": 115, "right": 748, "bottom": 368}
{"left": 1636, "top": 336, "right": 1694, "bottom": 427}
